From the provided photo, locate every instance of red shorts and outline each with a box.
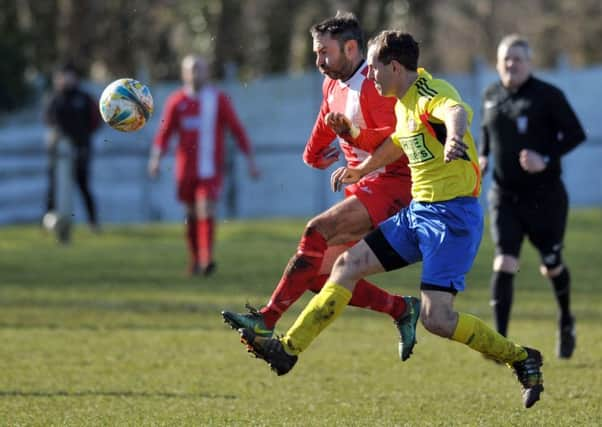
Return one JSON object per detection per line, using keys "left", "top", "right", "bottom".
{"left": 345, "top": 174, "right": 412, "bottom": 227}
{"left": 177, "top": 176, "right": 223, "bottom": 203}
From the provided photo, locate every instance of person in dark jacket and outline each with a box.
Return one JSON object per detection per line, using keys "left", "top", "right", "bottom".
{"left": 479, "top": 34, "right": 586, "bottom": 359}
{"left": 44, "top": 63, "right": 101, "bottom": 230}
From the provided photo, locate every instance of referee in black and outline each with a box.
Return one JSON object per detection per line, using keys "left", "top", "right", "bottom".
{"left": 479, "top": 34, "right": 586, "bottom": 359}
{"left": 44, "top": 63, "right": 101, "bottom": 231}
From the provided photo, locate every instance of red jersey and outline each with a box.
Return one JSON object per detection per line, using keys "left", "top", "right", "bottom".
{"left": 303, "top": 62, "right": 411, "bottom": 180}
{"left": 154, "top": 86, "right": 251, "bottom": 182}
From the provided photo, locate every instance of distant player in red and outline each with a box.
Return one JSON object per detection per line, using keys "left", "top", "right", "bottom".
{"left": 222, "top": 12, "right": 419, "bottom": 361}
{"left": 149, "top": 55, "right": 260, "bottom": 276}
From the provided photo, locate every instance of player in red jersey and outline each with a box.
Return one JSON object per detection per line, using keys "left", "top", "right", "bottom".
{"left": 149, "top": 55, "right": 260, "bottom": 276}
{"left": 222, "top": 12, "right": 420, "bottom": 361}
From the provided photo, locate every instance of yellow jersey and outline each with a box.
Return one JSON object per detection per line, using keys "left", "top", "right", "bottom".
{"left": 391, "top": 68, "right": 481, "bottom": 202}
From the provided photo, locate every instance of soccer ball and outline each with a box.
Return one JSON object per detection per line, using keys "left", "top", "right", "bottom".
{"left": 99, "top": 78, "right": 154, "bottom": 132}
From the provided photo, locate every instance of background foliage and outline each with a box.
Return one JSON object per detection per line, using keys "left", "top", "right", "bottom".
{"left": 1, "top": 0, "right": 601, "bottom": 111}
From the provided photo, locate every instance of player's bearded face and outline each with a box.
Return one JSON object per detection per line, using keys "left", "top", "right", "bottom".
{"left": 313, "top": 35, "right": 351, "bottom": 80}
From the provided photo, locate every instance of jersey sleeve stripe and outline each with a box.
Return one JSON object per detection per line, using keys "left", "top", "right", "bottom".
{"left": 419, "top": 112, "right": 437, "bottom": 138}
{"left": 416, "top": 78, "right": 438, "bottom": 97}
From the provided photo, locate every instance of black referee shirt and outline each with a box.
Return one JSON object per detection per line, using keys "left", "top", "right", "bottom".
{"left": 44, "top": 87, "right": 100, "bottom": 147}
{"left": 479, "top": 76, "right": 586, "bottom": 193}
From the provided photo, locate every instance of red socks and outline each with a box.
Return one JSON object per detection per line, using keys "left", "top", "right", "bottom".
{"left": 185, "top": 215, "right": 199, "bottom": 271}
{"left": 311, "top": 274, "right": 406, "bottom": 319}
{"left": 260, "top": 228, "right": 328, "bottom": 328}
{"left": 349, "top": 279, "right": 406, "bottom": 319}
{"left": 198, "top": 217, "right": 214, "bottom": 268}
{"left": 185, "top": 214, "right": 215, "bottom": 274}
{"left": 260, "top": 228, "right": 408, "bottom": 329}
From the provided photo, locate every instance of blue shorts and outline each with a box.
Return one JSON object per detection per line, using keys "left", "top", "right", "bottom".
{"left": 378, "top": 197, "right": 483, "bottom": 292}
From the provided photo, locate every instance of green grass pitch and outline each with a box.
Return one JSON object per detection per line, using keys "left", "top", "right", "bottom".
{"left": 1, "top": 210, "right": 601, "bottom": 426}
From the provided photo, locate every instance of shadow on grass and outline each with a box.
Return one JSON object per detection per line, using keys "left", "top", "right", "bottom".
{"left": 0, "top": 389, "right": 237, "bottom": 400}
{"left": 0, "top": 322, "right": 211, "bottom": 331}
{"left": 0, "top": 298, "right": 224, "bottom": 314}
{"left": 1, "top": 296, "right": 601, "bottom": 324}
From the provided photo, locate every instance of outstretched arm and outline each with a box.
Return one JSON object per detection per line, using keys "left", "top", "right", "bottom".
{"left": 149, "top": 95, "right": 178, "bottom": 177}
{"left": 442, "top": 104, "right": 469, "bottom": 163}
{"left": 220, "top": 93, "right": 261, "bottom": 179}
{"left": 324, "top": 80, "right": 397, "bottom": 152}
{"left": 324, "top": 111, "right": 395, "bottom": 152}
{"left": 302, "top": 79, "right": 341, "bottom": 169}
{"left": 331, "top": 137, "right": 404, "bottom": 191}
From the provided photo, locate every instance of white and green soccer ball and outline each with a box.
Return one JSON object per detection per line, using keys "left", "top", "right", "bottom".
{"left": 99, "top": 78, "right": 153, "bottom": 132}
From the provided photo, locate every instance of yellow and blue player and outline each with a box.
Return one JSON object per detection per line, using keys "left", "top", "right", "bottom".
{"left": 240, "top": 30, "right": 544, "bottom": 409}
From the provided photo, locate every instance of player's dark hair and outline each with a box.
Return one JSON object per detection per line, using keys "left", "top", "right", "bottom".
{"left": 368, "top": 31, "right": 419, "bottom": 71}
{"left": 310, "top": 11, "right": 364, "bottom": 51}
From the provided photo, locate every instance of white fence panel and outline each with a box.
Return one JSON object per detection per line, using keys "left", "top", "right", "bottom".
{"left": 1, "top": 64, "right": 601, "bottom": 225}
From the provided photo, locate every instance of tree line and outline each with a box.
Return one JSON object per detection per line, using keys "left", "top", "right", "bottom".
{"left": 1, "top": 0, "right": 600, "bottom": 111}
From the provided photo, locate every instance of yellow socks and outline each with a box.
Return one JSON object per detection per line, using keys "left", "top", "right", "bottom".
{"left": 451, "top": 313, "right": 527, "bottom": 364}
{"left": 279, "top": 289, "right": 527, "bottom": 365}
{"left": 281, "top": 281, "right": 352, "bottom": 355}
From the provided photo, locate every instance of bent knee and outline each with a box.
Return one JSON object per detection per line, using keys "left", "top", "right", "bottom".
{"left": 540, "top": 263, "right": 564, "bottom": 278}
{"left": 332, "top": 251, "right": 352, "bottom": 274}
{"left": 305, "top": 216, "right": 333, "bottom": 240}
{"left": 420, "top": 311, "right": 455, "bottom": 338}
{"left": 331, "top": 251, "right": 362, "bottom": 282}
{"left": 493, "top": 254, "right": 519, "bottom": 273}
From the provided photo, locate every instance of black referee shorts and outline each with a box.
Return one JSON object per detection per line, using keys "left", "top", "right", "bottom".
{"left": 487, "top": 181, "right": 568, "bottom": 265}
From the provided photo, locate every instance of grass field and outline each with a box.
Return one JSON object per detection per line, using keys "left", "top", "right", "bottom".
{"left": 1, "top": 210, "right": 601, "bottom": 426}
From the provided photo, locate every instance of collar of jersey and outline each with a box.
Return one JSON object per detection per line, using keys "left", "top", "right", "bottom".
{"left": 338, "top": 59, "right": 366, "bottom": 88}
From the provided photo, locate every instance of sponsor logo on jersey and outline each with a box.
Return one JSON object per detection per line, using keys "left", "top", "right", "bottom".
{"left": 398, "top": 133, "right": 435, "bottom": 164}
